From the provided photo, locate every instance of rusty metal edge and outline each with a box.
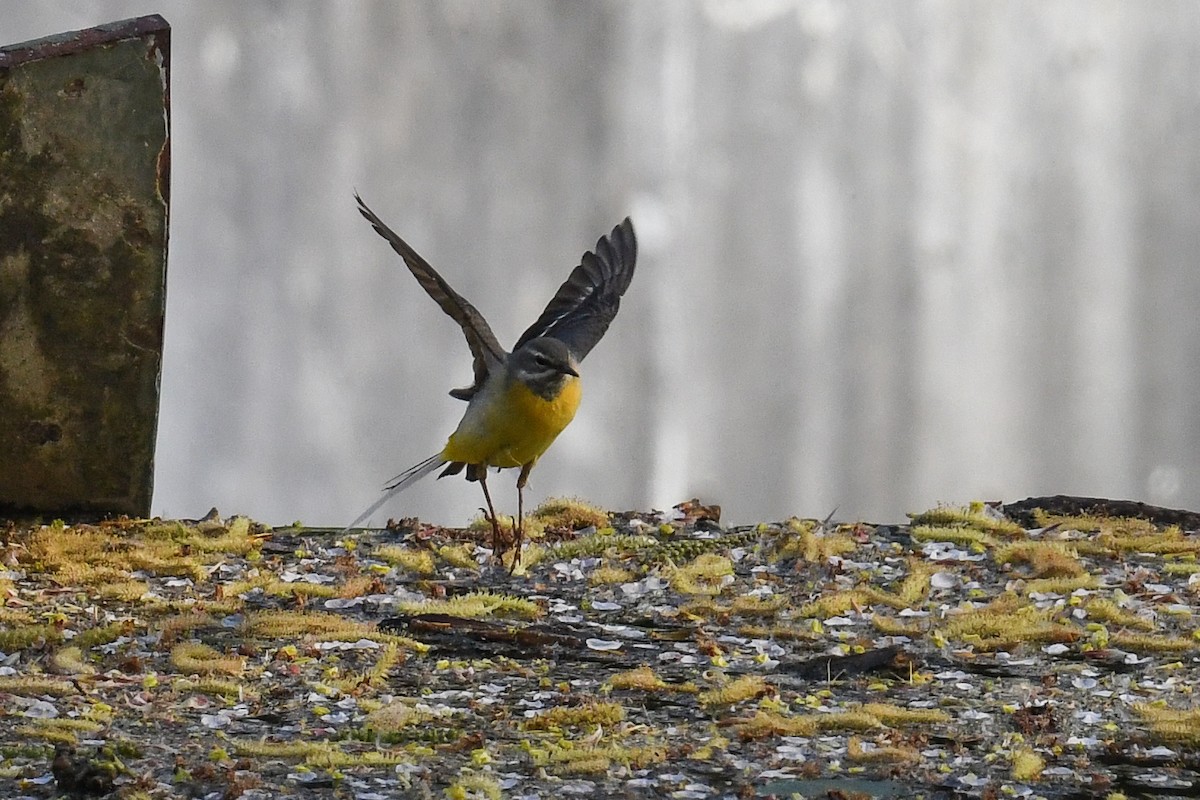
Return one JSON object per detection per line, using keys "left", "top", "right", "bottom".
{"left": 0, "top": 14, "right": 170, "bottom": 69}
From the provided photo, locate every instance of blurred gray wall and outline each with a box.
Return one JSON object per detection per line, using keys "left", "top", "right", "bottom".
{"left": 4, "top": 1, "right": 1199, "bottom": 527}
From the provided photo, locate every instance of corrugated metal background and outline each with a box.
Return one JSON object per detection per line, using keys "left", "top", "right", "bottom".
{"left": 5, "top": 1, "right": 1198, "bottom": 526}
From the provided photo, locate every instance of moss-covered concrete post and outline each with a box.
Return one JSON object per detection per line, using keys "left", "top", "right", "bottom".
{"left": 0, "top": 16, "right": 170, "bottom": 519}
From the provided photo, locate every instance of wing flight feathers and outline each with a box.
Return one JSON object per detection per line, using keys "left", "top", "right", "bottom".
{"left": 355, "top": 194, "right": 505, "bottom": 395}
{"left": 514, "top": 217, "right": 637, "bottom": 361}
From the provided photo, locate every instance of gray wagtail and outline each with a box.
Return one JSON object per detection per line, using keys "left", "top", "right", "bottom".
{"left": 346, "top": 194, "right": 637, "bottom": 562}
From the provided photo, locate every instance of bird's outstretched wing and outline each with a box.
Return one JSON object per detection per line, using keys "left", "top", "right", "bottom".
{"left": 513, "top": 218, "right": 637, "bottom": 361}
{"left": 356, "top": 193, "right": 506, "bottom": 398}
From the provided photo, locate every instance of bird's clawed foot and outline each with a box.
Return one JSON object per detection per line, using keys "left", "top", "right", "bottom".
{"left": 508, "top": 467, "right": 530, "bottom": 573}
{"left": 478, "top": 506, "right": 509, "bottom": 561}
{"left": 477, "top": 471, "right": 529, "bottom": 573}
{"left": 507, "top": 521, "right": 524, "bottom": 575}
{"left": 476, "top": 507, "right": 523, "bottom": 572}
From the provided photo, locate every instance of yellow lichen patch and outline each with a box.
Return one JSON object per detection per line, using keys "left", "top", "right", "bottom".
{"left": 49, "top": 563, "right": 131, "bottom": 587}
{"left": 589, "top": 564, "right": 636, "bottom": 586}
{"left": 1033, "top": 511, "right": 1200, "bottom": 557}
{"left": 0, "top": 605, "right": 34, "bottom": 626}
{"left": 1134, "top": 703, "right": 1200, "bottom": 747}
{"left": 870, "top": 615, "right": 925, "bottom": 637}
{"left": 437, "top": 543, "right": 480, "bottom": 569}
{"left": 606, "top": 665, "right": 698, "bottom": 694}
{"left": 523, "top": 700, "right": 625, "bottom": 731}
{"left": 468, "top": 512, "right": 541, "bottom": 542}
{"left": 338, "top": 575, "right": 378, "bottom": 598}
{"left": 993, "top": 541, "right": 1086, "bottom": 578}
{"left": 242, "top": 610, "right": 423, "bottom": 649}
{"left": 392, "top": 590, "right": 541, "bottom": 620}
{"left": 74, "top": 620, "right": 132, "bottom": 650}
{"left": 25, "top": 523, "right": 111, "bottom": 567}
{"left": 670, "top": 553, "right": 734, "bottom": 596}
{"left": 183, "top": 517, "right": 260, "bottom": 555}
{"left": 231, "top": 739, "right": 332, "bottom": 759}
{"left": 13, "top": 724, "right": 79, "bottom": 745}
{"left": 1106, "top": 528, "right": 1200, "bottom": 556}
{"left": 361, "top": 699, "right": 424, "bottom": 734}
{"left": 220, "top": 573, "right": 275, "bottom": 598}
{"left": 137, "top": 520, "right": 191, "bottom": 540}
{"left": 688, "top": 731, "right": 732, "bottom": 760}
{"left": 1110, "top": 633, "right": 1197, "bottom": 653}
{"left": 857, "top": 703, "right": 950, "bottom": 726}
{"left": 170, "top": 642, "right": 245, "bottom": 676}
{"left": 939, "top": 596, "right": 1078, "bottom": 650}
{"left": 613, "top": 744, "right": 669, "bottom": 770}
{"left": 329, "top": 642, "right": 403, "bottom": 694}
{"left": 22, "top": 717, "right": 106, "bottom": 737}
{"left": 258, "top": 574, "right": 376, "bottom": 600}
{"left": 910, "top": 503, "right": 1026, "bottom": 537}
{"left": 445, "top": 772, "right": 502, "bottom": 800}
{"left": 678, "top": 597, "right": 727, "bottom": 621}
{"left": 775, "top": 518, "right": 858, "bottom": 562}
{"left": 895, "top": 561, "right": 938, "bottom": 606}
{"left": 0, "top": 675, "right": 77, "bottom": 696}
{"left": 648, "top": 529, "right": 761, "bottom": 565}
{"left": 532, "top": 742, "right": 667, "bottom": 776}
{"left": 81, "top": 703, "right": 113, "bottom": 724}
{"left": 505, "top": 543, "right": 546, "bottom": 573}
{"left": 0, "top": 623, "right": 62, "bottom": 650}
{"left": 607, "top": 665, "right": 668, "bottom": 692}
{"left": 782, "top": 516, "right": 815, "bottom": 535}
{"left": 1011, "top": 747, "right": 1045, "bottom": 780}
{"left": 550, "top": 531, "right": 657, "bottom": 560}
{"left": 847, "top": 736, "right": 918, "bottom": 764}
{"left": 50, "top": 646, "right": 94, "bottom": 675}
{"left": 95, "top": 580, "right": 150, "bottom": 602}
{"left": 230, "top": 738, "right": 412, "bottom": 768}
{"left": 376, "top": 545, "right": 436, "bottom": 575}
{"left": 732, "top": 710, "right": 820, "bottom": 740}
{"left": 176, "top": 678, "right": 249, "bottom": 700}
{"left": 799, "top": 589, "right": 889, "bottom": 618}
{"left": 125, "top": 550, "right": 207, "bottom": 582}
{"left": 1023, "top": 574, "right": 1100, "bottom": 595}
{"left": 542, "top": 750, "right": 612, "bottom": 776}
{"left": 20, "top": 519, "right": 267, "bottom": 596}
{"left": 729, "top": 593, "right": 787, "bottom": 618}
{"left": 303, "top": 748, "right": 411, "bottom": 769}
{"left": 1083, "top": 598, "right": 1154, "bottom": 631}
{"left": 910, "top": 525, "right": 996, "bottom": 548}
{"left": 698, "top": 675, "right": 771, "bottom": 709}
{"left": 531, "top": 497, "right": 610, "bottom": 531}
{"left": 244, "top": 610, "right": 373, "bottom": 639}
{"left": 1033, "top": 510, "right": 1155, "bottom": 536}
{"left": 262, "top": 578, "right": 339, "bottom": 599}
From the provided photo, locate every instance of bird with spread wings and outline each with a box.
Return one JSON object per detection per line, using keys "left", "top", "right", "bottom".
{"left": 346, "top": 195, "right": 637, "bottom": 564}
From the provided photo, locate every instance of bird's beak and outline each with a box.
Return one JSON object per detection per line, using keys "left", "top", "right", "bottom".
{"left": 563, "top": 361, "right": 580, "bottom": 378}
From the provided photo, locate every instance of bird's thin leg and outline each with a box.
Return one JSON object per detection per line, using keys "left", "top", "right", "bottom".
{"left": 511, "top": 463, "right": 533, "bottom": 570}
{"left": 478, "top": 470, "right": 504, "bottom": 558}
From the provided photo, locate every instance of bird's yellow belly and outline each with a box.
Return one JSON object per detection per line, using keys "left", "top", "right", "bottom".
{"left": 442, "top": 376, "right": 581, "bottom": 468}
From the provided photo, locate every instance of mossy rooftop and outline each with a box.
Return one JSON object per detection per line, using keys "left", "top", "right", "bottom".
{"left": 3, "top": 497, "right": 1200, "bottom": 798}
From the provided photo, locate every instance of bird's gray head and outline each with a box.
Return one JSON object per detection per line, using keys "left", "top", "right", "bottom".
{"left": 510, "top": 337, "right": 580, "bottom": 400}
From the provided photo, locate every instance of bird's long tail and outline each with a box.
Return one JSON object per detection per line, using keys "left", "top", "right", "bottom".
{"left": 342, "top": 453, "right": 446, "bottom": 531}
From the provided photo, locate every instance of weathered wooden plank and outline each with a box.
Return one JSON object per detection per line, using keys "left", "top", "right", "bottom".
{"left": 0, "top": 15, "right": 170, "bottom": 518}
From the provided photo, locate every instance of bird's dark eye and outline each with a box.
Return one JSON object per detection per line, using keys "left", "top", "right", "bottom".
{"left": 534, "top": 355, "right": 550, "bottom": 367}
